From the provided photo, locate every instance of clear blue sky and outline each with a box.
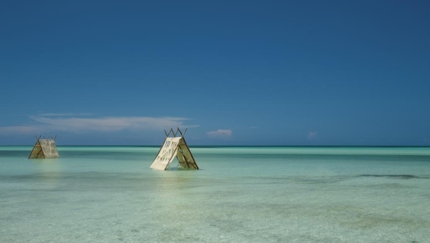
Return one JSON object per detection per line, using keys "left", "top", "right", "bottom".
{"left": 1, "top": 0, "right": 429, "bottom": 145}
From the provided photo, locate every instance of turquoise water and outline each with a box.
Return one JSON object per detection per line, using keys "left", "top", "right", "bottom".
{"left": 0, "top": 146, "right": 429, "bottom": 243}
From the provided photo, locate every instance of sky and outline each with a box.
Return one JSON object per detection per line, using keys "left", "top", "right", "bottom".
{"left": 0, "top": 0, "right": 429, "bottom": 146}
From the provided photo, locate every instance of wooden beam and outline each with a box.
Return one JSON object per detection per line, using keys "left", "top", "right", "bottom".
{"left": 176, "top": 127, "right": 183, "bottom": 137}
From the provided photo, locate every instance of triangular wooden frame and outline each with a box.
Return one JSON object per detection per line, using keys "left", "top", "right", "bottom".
{"left": 28, "top": 135, "right": 60, "bottom": 159}
{"left": 150, "top": 128, "right": 198, "bottom": 170}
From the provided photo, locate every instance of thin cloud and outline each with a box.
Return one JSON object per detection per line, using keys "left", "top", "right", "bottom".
{"left": 0, "top": 115, "right": 197, "bottom": 134}
{"left": 308, "top": 131, "right": 317, "bottom": 140}
{"left": 38, "top": 113, "right": 93, "bottom": 117}
{"left": 0, "top": 125, "right": 44, "bottom": 134}
{"left": 207, "top": 129, "right": 232, "bottom": 138}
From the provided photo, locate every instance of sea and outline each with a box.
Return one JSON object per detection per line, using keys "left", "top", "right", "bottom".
{"left": 0, "top": 146, "right": 429, "bottom": 243}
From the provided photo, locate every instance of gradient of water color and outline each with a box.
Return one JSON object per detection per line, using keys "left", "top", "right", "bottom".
{"left": 0, "top": 146, "right": 429, "bottom": 243}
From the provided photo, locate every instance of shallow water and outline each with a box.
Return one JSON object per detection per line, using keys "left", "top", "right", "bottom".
{"left": 0, "top": 146, "right": 429, "bottom": 243}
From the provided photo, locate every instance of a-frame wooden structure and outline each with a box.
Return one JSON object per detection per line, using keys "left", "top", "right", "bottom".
{"left": 28, "top": 136, "right": 60, "bottom": 159}
{"left": 150, "top": 128, "right": 199, "bottom": 170}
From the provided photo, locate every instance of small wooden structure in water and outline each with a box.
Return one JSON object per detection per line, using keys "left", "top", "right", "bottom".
{"left": 28, "top": 136, "right": 60, "bottom": 159}
{"left": 150, "top": 128, "right": 199, "bottom": 170}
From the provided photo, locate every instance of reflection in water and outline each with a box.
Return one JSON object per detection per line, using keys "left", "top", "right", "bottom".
{"left": 152, "top": 171, "right": 197, "bottom": 219}
{"left": 31, "top": 159, "right": 63, "bottom": 188}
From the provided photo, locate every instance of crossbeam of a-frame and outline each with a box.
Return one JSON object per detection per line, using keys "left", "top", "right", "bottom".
{"left": 164, "top": 128, "right": 188, "bottom": 138}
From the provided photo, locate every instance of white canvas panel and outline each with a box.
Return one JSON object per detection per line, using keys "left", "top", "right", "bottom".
{"left": 150, "top": 137, "right": 181, "bottom": 170}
